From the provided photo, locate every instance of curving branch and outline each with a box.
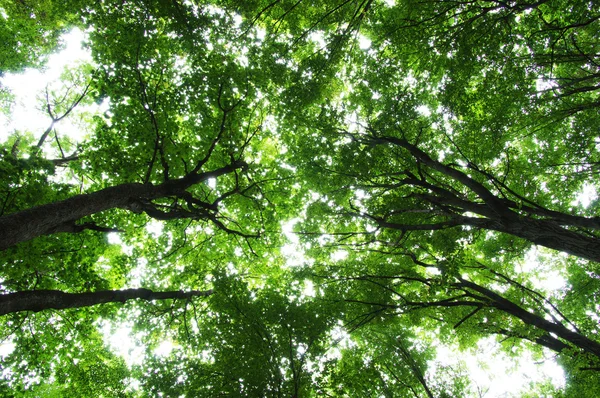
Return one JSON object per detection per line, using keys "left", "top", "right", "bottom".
{"left": 343, "top": 130, "right": 600, "bottom": 262}
{"left": 342, "top": 253, "right": 600, "bottom": 361}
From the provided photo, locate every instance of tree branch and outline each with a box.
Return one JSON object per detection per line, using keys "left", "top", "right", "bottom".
{"left": 0, "top": 288, "right": 213, "bottom": 315}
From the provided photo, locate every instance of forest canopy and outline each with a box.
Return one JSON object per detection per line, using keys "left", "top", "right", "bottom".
{"left": 1, "top": 0, "right": 600, "bottom": 396}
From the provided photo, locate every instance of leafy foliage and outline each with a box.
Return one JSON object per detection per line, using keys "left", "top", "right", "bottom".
{"left": 0, "top": 0, "right": 599, "bottom": 396}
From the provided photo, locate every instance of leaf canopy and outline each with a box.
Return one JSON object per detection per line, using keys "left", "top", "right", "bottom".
{"left": 1, "top": 0, "right": 600, "bottom": 396}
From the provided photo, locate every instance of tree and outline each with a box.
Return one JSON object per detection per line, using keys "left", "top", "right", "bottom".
{"left": 0, "top": 0, "right": 82, "bottom": 74}
{"left": 0, "top": 158, "right": 250, "bottom": 250}
{"left": 1, "top": 0, "right": 599, "bottom": 396}
{"left": 328, "top": 131, "right": 600, "bottom": 262}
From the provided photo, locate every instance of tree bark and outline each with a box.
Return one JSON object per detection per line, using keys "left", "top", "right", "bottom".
{"left": 0, "top": 161, "right": 245, "bottom": 251}
{"left": 460, "top": 216, "right": 600, "bottom": 263}
{"left": 0, "top": 288, "right": 213, "bottom": 315}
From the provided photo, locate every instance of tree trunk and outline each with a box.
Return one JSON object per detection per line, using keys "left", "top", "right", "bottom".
{"left": 0, "top": 288, "right": 213, "bottom": 315}
{"left": 461, "top": 216, "right": 600, "bottom": 263}
{"left": 0, "top": 182, "right": 152, "bottom": 251}
{"left": 0, "top": 161, "right": 245, "bottom": 251}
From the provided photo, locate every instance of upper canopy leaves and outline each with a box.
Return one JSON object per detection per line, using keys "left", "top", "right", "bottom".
{"left": 0, "top": 0, "right": 599, "bottom": 396}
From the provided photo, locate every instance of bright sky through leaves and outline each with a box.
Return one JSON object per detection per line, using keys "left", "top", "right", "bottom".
{"left": 0, "top": 29, "right": 95, "bottom": 144}
{"left": 1, "top": 1, "right": 599, "bottom": 396}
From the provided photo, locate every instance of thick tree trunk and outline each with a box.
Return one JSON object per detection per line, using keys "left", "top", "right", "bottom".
{"left": 459, "top": 216, "right": 600, "bottom": 263}
{"left": 0, "top": 288, "right": 213, "bottom": 315}
{"left": 0, "top": 183, "right": 153, "bottom": 251}
{"left": 507, "top": 221, "right": 600, "bottom": 263}
{"left": 0, "top": 162, "right": 245, "bottom": 251}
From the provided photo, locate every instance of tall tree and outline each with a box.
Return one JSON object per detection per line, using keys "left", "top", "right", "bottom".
{"left": 0, "top": 0, "right": 599, "bottom": 396}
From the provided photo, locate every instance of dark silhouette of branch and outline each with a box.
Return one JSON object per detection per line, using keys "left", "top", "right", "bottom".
{"left": 37, "top": 80, "right": 92, "bottom": 148}
{"left": 0, "top": 288, "right": 213, "bottom": 315}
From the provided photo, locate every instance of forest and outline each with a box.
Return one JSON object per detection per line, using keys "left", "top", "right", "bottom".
{"left": 1, "top": 0, "right": 599, "bottom": 396}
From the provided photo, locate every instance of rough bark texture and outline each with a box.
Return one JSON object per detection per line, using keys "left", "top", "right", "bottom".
{"left": 0, "top": 288, "right": 213, "bottom": 315}
{"left": 0, "top": 161, "right": 245, "bottom": 251}
{"left": 461, "top": 217, "right": 600, "bottom": 263}
{"left": 0, "top": 183, "right": 152, "bottom": 251}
